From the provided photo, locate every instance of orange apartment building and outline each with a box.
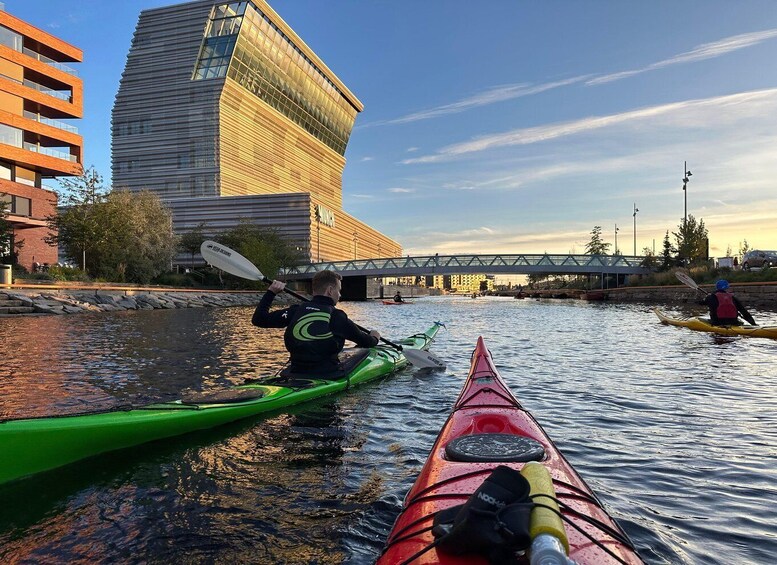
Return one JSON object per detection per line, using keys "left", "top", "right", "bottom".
{"left": 0, "top": 5, "right": 82, "bottom": 271}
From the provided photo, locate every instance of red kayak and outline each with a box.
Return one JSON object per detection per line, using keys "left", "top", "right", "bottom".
{"left": 383, "top": 300, "right": 414, "bottom": 305}
{"left": 378, "top": 337, "right": 643, "bottom": 564}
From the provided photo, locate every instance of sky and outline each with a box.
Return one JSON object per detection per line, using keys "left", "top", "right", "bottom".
{"left": 7, "top": 0, "right": 777, "bottom": 259}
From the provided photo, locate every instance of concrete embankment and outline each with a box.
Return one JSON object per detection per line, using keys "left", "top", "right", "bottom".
{"left": 603, "top": 282, "right": 777, "bottom": 309}
{"left": 496, "top": 281, "right": 777, "bottom": 310}
{"left": 0, "top": 284, "right": 283, "bottom": 316}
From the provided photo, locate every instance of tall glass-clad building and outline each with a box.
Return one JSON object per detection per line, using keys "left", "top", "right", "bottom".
{"left": 113, "top": 0, "right": 400, "bottom": 263}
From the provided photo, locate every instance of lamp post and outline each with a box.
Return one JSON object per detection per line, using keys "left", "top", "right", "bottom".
{"left": 377, "top": 242, "right": 382, "bottom": 258}
{"left": 632, "top": 203, "right": 639, "bottom": 256}
{"left": 352, "top": 231, "right": 358, "bottom": 259}
{"left": 614, "top": 224, "right": 619, "bottom": 255}
{"left": 682, "top": 161, "right": 692, "bottom": 228}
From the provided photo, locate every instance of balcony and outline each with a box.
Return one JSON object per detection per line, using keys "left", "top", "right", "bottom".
{"left": 23, "top": 110, "right": 78, "bottom": 133}
{"left": 23, "top": 141, "right": 76, "bottom": 162}
{"left": 0, "top": 72, "right": 72, "bottom": 102}
{"left": 22, "top": 47, "right": 78, "bottom": 76}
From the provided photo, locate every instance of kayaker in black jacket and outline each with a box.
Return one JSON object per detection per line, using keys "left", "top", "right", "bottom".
{"left": 394, "top": 291, "right": 404, "bottom": 303}
{"left": 252, "top": 270, "right": 380, "bottom": 375}
{"left": 699, "top": 279, "right": 755, "bottom": 326}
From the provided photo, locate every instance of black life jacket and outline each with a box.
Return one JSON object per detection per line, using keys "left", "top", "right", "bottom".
{"left": 283, "top": 301, "right": 343, "bottom": 371}
{"left": 716, "top": 291, "right": 738, "bottom": 320}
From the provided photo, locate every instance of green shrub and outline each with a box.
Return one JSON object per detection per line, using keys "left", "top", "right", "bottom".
{"left": 152, "top": 272, "right": 197, "bottom": 287}
{"left": 47, "top": 265, "right": 90, "bottom": 282}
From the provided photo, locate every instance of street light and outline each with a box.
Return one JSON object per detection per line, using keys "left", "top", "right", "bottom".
{"left": 632, "top": 203, "right": 639, "bottom": 256}
{"left": 352, "top": 231, "right": 358, "bottom": 259}
{"left": 377, "top": 242, "right": 382, "bottom": 258}
{"left": 614, "top": 224, "right": 619, "bottom": 255}
{"left": 682, "top": 161, "right": 692, "bottom": 228}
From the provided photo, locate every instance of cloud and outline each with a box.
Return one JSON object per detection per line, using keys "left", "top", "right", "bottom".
{"left": 360, "top": 156, "right": 374, "bottom": 162}
{"left": 352, "top": 194, "right": 374, "bottom": 199}
{"left": 403, "top": 88, "right": 777, "bottom": 164}
{"left": 359, "top": 76, "right": 589, "bottom": 128}
{"left": 406, "top": 147, "right": 419, "bottom": 152}
{"left": 588, "top": 28, "right": 777, "bottom": 85}
{"left": 387, "top": 187, "right": 415, "bottom": 193}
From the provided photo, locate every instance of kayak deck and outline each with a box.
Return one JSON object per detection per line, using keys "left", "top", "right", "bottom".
{"left": 0, "top": 323, "right": 442, "bottom": 485}
{"left": 654, "top": 308, "right": 777, "bottom": 338}
{"left": 378, "top": 337, "right": 642, "bottom": 564}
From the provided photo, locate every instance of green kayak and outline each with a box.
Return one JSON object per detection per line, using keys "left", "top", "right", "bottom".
{"left": 0, "top": 323, "right": 442, "bottom": 485}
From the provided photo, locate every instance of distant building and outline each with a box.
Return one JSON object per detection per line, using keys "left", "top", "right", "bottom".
{"left": 425, "top": 273, "right": 494, "bottom": 293}
{"left": 0, "top": 5, "right": 83, "bottom": 270}
{"left": 112, "top": 0, "right": 400, "bottom": 264}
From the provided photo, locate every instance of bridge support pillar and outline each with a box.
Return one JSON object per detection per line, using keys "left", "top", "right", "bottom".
{"left": 341, "top": 275, "right": 368, "bottom": 301}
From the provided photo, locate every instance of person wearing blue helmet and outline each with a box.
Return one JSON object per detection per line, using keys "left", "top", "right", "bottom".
{"left": 699, "top": 279, "right": 755, "bottom": 326}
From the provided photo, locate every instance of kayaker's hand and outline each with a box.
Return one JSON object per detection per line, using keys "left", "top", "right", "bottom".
{"left": 369, "top": 330, "right": 381, "bottom": 341}
{"left": 268, "top": 280, "right": 286, "bottom": 293}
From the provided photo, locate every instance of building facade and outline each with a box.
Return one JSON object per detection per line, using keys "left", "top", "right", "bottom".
{"left": 113, "top": 0, "right": 400, "bottom": 264}
{"left": 0, "top": 5, "right": 83, "bottom": 270}
{"left": 426, "top": 274, "right": 495, "bottom": 293}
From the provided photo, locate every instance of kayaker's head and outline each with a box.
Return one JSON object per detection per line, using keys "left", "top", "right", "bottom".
{"left": 716, "top": 279, "right": 729, "bottom": 292}
{"left": 312, "top": 270, "right": 342, "bottom": 304}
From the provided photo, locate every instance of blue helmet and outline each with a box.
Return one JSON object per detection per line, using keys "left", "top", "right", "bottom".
{"left": 716, "top": 279, "right": 729, "bottom": 291}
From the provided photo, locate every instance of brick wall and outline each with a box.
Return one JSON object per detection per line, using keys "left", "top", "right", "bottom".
{"left": 0, "top": 180, "right": 58, "bottom": 270}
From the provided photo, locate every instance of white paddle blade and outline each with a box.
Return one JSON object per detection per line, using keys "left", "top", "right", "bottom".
{"left": 200, "top": 240, "right": 264, "bottom": 281}
{"left": 403, "top": 347, "right": 446, "bottom": 370}
{"left": 675, "top": 271, "right": 700, "bottom": 290}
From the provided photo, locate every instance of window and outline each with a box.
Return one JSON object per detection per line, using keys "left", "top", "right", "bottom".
{"left": 0, "top": 124, "right": 22, "bottom": 148}
{"left": 0, "top": 161, "right": 11, "bottom": 181}
{"left": 13, "top": 196, "right": 31, "bottom": 216}
{"left": 0, "top": 194, "right": 32, "bottom": 217}
{"left": 0, "top": 25, "right": 22, "bottom": 52}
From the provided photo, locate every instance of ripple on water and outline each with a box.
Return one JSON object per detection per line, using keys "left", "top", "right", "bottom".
{"left": 1, "top": 299, "right": 776, "bottom": 564}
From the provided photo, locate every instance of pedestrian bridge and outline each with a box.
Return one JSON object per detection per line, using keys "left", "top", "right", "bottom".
{"left": 280, "top": 253, "right": 650, "bottom": 279}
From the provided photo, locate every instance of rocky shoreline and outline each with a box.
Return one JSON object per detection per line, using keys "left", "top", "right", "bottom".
{"left": 0, "top": 288, "right": 286, "bottom": 316}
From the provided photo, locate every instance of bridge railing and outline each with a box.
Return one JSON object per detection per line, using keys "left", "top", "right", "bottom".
{"left": 279, "top": 254, "right": 650, "bottom": 278}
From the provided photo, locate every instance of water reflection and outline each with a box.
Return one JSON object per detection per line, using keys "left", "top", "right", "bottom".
{"left": 1, "top": 298, "right": 776, "bottom": 564}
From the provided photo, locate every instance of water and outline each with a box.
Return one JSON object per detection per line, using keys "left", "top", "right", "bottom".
{"left": 1, "top": 297, "right": 776, "bottom": 564}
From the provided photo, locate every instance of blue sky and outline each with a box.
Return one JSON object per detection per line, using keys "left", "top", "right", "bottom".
{"left": 8, "top": 0, "right": 777, "bottom": 258}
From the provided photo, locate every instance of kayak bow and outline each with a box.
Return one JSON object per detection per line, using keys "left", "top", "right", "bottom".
{"left": 378, "top": 337, "right": 643, "bottom": 564}
{"left": 0, "top": 323, "right": 442, "bottom": 485}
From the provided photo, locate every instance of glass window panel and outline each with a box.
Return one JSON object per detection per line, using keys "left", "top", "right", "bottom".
{"left": 14, "top": 196, "right": 32, "bottom": 215}
{"left": 0, "top": 124, "right": 22, "bottom": 147}
{"left": 0, "top": 24, "right": 22, "bottom": 51}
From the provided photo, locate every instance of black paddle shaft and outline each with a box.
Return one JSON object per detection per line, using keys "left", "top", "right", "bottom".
{"left": 262, "top": 276, "right": 405, "bottom": 352}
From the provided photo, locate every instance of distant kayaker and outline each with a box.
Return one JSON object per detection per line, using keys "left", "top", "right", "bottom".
{"left": 394, "top": 291, "right": 404, "bottom": 303}
{"left": 252, "top": 270, "right": 380, "bottom": 376}
{"left": 699, "top": 279, "right": 755, "bottom": 326}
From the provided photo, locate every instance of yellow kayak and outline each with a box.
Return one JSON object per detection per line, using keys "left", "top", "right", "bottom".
{"left": 654, "top": 308, "right": 777, "bottom": 339}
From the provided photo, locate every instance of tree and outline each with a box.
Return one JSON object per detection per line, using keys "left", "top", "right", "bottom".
{"left": 45, "top": 165, "right": 109, "bottom": 270}
{"left": 584, "top": 225, "right": 611, "bottom": 255}
{"left": 218, "top": 221, "right": 306, "bottom": 285}
{"left": 640, "top": 246, "right": 658, "bottom": 269}
{"left": 660, "top": 231, "right": 675, "bottom": 271}
{"left": 88, "top": 190, "right": 178, "bottom": 283}
{"left": 48, "top": 170, "right": 177, "bottom": 283}
{"left": 0, "top": 196, "right": 12, "bottom": 262}
{"left": 738, "top": 239, "right": 750, "bottom": 262}
{"left": 0, "top": 195, "right": 24, "bottom": 265}
{"left": 179, "top": 222, "right": 209, "bottom": 270}
{"left": 673, "top": 214, "right": 708, "bottom": 266}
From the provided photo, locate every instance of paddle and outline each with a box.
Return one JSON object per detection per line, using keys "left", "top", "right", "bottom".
{"left": 675, "top": 271, "right": 708, "bottom": 296}
{"left": 200, "top": 240, "right": 445, "bottom": 369}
